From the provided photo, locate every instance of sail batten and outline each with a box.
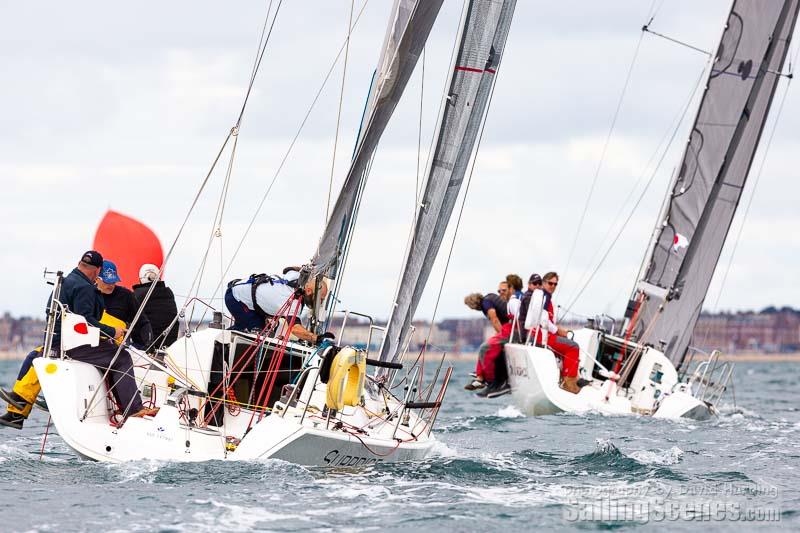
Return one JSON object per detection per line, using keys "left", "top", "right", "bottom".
{"left": 631, "top": 0, "right": 800, "bottom": 365}
{"left": 379, "top": 0, "right": 517, "bottom": 363}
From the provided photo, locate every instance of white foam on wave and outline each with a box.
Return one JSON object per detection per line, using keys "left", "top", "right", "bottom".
{"left": 0, "top": 439, "right": 68, "bottom": 464}
{"left": 630, "top": 446, "right": 684, "bottom": 466}
{"left": 462, "top": 483, "right": 548, "bottom": 507}
{"left": 718, "top": 404, "right": 760, "bottom": 418}
{"left": 496, "top": 405, "right": 524, "bottom": 418}
{"left": 428, "top": 438, "right": 459, "bottom": 458}
{"left": 188, "top": 499, "right": 310, "bottom": 531}
{"left": 107, "top": 458, "right": 167, "bottom": 483}
{"left": 593, "top": 437, "right": 617, "bottom": 453}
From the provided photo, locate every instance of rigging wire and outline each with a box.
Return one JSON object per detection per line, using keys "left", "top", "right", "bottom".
{"left": 82, "top": 131, "right": 234, "bottom": 418}
{"left": 182, "top": 1, "right": 287, "bottom": 328}
{"left": 560, "top": 64, "right": 708, "bottom": 319}
{"left": 326, "top": 0, "right": 356, "bottom": 223}
{"left": 198, "top": 0, "right": 374, "bottom": 316}
{"left": 561, "top": 61, "right": 708, "bottom": 318}
{"left": 83, "top": 1, "right": 287, "bottom": 418}
{"left": 186, "top": 133, "right": 240, "bottom": 325}
{"left": 235, "top": 0, "right": 283, "bottom": 127}
{"left": 560, "top": 2, "right": 658, "bottom": 294}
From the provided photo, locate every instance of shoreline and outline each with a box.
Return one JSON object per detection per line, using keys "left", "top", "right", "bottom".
{"left": 2, "top": 351, "right": 799, "bottom": 363}
{"left": 420, "top": 351, "right": 800, "bottom": 363}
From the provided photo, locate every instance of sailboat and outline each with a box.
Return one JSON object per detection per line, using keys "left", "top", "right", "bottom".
{"left": 32, "top": 0, "right": 516, "bottom": 465}
{"left": 506, "top": 0, "right": 799, "bottom": 419}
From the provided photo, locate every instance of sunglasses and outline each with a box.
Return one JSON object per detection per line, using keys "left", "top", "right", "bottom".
{"left": 545, "top": 281, "right": 558, "bottom": 287}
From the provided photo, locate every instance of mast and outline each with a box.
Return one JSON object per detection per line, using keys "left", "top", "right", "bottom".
{"left": 311, "top": 0, "right": 445, "bottom": 285}
{"left": 379, "top": 0, "right": 518, "bottom": 364}
{"left": 628, "top": 0, "right": 799, "bottom": 366}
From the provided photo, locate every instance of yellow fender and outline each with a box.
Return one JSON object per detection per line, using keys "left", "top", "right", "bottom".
{"left": 325, "top": 347, "right": 366, "bottom": 411}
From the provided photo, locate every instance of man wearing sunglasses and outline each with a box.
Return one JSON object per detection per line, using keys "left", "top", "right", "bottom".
{"left": 527, "top": 271, "right": 582, "bottom": 394}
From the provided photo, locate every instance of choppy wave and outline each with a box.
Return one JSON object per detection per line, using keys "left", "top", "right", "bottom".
{"left": 0, "top": 360, "right": 798, "bottom": 531}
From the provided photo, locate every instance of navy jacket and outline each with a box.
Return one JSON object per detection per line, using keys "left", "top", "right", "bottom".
{"left": 51, "top": 268, "right": 115, "bottom": 343}
{"left": 481, "top": 293, "right": 509, "bottom": 325}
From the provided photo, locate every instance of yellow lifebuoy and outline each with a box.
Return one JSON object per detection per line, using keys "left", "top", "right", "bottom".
{"left": 325, "top": 347, "right": 366, "bottom": 411}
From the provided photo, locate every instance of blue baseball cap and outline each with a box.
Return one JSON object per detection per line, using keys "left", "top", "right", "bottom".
{"left": 99, "top": 260, "right": 121, "bottom": 284}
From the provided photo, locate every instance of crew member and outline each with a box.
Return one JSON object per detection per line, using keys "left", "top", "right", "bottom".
{"left": 476, "top": 276, "right": 523, "bottom": 398}
{"left": 505, "top": 274, "right": 524, "bottom": 340}
{"left": 463, "top": 289, "right": 508, "bottom": 394}
{"left": 97, "top": 260, "right": 153, "bottom": 349}
{"left": 133, "top": 263, "right": 178, "bottom": 348}
{"left": 517, "top": 273, "right": 543, "bottom": 338}
{"left": 0, "top": 251, "right": 153, "bottom": 429}
{"left": 224, "top": 267, "right": 330, "bottom": 344}
{"left": 526, "top": 271, "right": 581, "bottom": 394}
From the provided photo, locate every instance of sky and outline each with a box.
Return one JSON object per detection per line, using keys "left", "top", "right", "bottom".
{"left": 1, "top": 0, "right": 798, "bottom": 323}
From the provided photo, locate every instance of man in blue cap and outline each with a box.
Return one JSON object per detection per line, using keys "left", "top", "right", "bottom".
{"left": 0, "top": 251, "right": 153, "bottom": 429}
{"left": 96, "top": 260, "right": 153, "bottom": 350}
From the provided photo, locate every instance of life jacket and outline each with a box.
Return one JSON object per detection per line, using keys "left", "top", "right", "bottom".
{"left": 228, "top": 273, "right": 300, "bottom": 318}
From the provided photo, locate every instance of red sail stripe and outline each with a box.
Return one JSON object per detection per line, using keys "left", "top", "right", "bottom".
{"left": 455, "top": 66, "right": 496, "bottom": 74}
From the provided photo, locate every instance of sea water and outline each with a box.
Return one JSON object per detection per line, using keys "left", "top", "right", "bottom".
{"left": 0, "top": 360, "right": 797, "bottom": 531}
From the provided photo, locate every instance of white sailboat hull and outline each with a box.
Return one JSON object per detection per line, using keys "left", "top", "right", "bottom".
{"left": 33, "top": 329, "right": 440, "bottom": 466}
{"left": 505, "top": 333, "right": 714, "bottom": 420}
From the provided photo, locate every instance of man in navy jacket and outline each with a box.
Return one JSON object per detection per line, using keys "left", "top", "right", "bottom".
{"left": 0, "top": 251, "right": 152, "bottom": 429}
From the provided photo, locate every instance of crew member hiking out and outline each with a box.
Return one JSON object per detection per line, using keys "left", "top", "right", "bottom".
{"left": 224, "top": 267, "right": 331, "bottom": 344}
{"left": 476, "top": 275, "right": 522, "bottom": 398}
{"left": 0, "top": 251, "right": 155, "bottom": 430}
{"left": 463, "top": 287, "right": 510, "bottom": 397}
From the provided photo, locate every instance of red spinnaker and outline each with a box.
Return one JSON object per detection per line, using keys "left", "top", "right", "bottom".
{"left": 92, "top": 210, "right": 164, "bottom": 288}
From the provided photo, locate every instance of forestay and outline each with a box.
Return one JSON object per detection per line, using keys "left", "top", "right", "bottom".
{"left": 311, "top": 0, "right": 444, "bottom": 280}
{"left": 631, "top": 0, "right": 800, "bottom": 365}
{"left": 379, "top": 0, "right": 517, "bottom": 363}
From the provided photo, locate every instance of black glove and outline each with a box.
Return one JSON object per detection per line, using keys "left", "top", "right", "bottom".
{"left": 317, "top": 331, "right": 335, "bottom": 343}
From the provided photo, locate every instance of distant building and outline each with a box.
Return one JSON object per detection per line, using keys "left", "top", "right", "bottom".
{"left": 694, "top": 307, "right": 800, "bottom": 353}
{"left": 0, "top": 312, "right": 45, "bottom": 353}
{"left": 1, "top": 307, "right": 799, "bottom": 355}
